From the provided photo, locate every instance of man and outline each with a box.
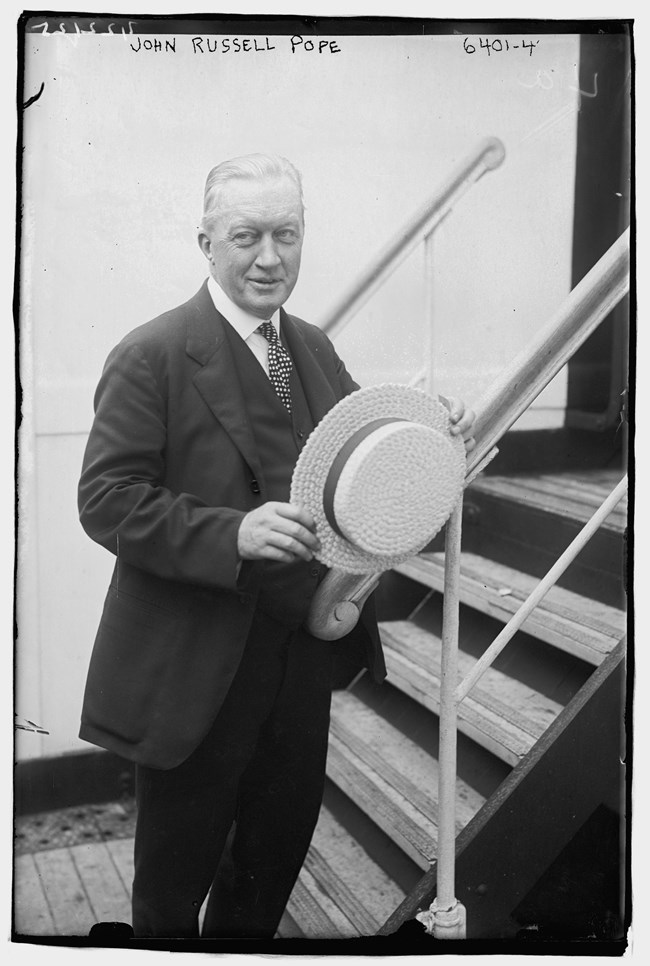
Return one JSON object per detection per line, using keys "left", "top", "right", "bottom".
{"left": 78, "top": 154, "right": 476, "bottom": 938}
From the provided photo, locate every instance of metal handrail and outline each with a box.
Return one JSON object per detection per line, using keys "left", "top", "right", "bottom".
{"left": 469, "top": 228, "right": 630, "bottom": 475}
{"left": 319, "top": 137, "right": 505, "bottom": 340}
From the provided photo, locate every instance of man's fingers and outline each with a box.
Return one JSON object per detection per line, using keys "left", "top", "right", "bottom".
{"left": 255, "top": 530, "right": 316, "bottom": 563}
{"left": 280, "top": 519, "right": 320, "bottom": 552}
{"left": 461, "top": 407, "right": 476, "bottom": 427}
{"left": 270, "top": 503, "right": 320, "bottom": 552}
{"left": 445, "top": 398, "right": 476, "bottom": 439}
{"left": 278, "top": 531, "right": 318, "bottom": 561}
{"left": 457, "top": 409, "right": 476, "bottom": 436}
{"left": 444, "top": 395, "right": 463, "bottom": 422}
{"left": 274, "top": 501, "right": 317, "bottom": 531}
{"left": 442, "top": 395, "right": 473, "bottom": 428}
{"left": 237, "top": 502, "right": 320, "bottom": 561}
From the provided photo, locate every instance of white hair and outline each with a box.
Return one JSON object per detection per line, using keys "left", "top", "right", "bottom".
{"left": 201, "top": 154, "right": 304, "bottom": 232}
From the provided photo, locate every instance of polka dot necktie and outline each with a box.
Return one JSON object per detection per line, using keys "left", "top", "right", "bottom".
{"left": 257, "top": 322, "right": 293, "bottom": 413}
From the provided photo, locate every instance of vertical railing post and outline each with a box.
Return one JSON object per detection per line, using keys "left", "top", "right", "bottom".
{"left": 417, "top": 497, "right": 467, "bottom": 939}
{"left": 423, "top": 231, "right": 436, "bottom": 396}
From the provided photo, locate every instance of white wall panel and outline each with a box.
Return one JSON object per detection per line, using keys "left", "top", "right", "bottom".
{"left": 18, "top": 434, "right": 113, "bottom": 759}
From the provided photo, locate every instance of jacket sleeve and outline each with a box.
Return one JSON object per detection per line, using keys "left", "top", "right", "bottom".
{"left": 78, "top": 339, "right": 252, "bottom": 592}
{"left": 334, "top": 347, "right": 359, "bottom": 397}
{"left": 314, "top": 323, "right": 360, "bottom": 397}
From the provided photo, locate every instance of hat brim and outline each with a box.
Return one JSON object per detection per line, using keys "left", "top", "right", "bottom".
{"left": 290, "top": 384, "right": 466, "bottom": 574}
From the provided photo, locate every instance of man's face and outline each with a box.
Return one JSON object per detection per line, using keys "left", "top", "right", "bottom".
{"left": 200, "top": 175, "right": 304, "bottom": 319}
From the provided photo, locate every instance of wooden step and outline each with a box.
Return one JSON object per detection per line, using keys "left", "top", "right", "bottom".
{"left": 380, "top": 621, "right": 564, "bottom": 766}
{"left": 395, "top": 551, "right": 625, "bottom": 666}
{"left": 471, "top": 471, "right": 627, "bottom": 534}
{"left": 461, "top": 470, "right": 627, "bottom": 607}
{"left": 284, "top": 805, "right": 406, "bottom": 938}
{"left": 326, "top": 691, "right": 485, "bottom": 871}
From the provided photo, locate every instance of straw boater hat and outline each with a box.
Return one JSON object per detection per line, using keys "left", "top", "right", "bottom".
{"left": 290, "top": 384, "right": 466, "bottom": 575}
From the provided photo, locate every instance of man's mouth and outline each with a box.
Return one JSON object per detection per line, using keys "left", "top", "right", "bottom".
{"left": 249, "top": 277, "right": 281, "bottom": 287}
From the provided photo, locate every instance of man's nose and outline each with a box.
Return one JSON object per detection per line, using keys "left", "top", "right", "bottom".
{"left": 255, "top": 235, "right": 281, "bottom": 269}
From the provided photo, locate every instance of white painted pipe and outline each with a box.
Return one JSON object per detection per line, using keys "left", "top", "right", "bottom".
{"left": 431, "top": 499, "right": 467, "bottom": 936}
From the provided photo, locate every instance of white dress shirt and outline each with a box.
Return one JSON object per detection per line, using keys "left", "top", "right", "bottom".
{"left": 207, "top": 276, "right": 281, "bottom": 377}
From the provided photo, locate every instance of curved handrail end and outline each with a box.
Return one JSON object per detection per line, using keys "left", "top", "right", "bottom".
{"left": 479, "top": 136, "right": 506, "bottom": 172}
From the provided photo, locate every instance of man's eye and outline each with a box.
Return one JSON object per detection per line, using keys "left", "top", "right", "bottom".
{"left": 276, "top": 230, "right": 295, "bottom": 241}
{"left": 234, "top": 233, "right": 256, "bottom": 244}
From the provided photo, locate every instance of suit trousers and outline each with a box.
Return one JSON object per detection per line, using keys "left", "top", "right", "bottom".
{"left": 131, "top": 610, "right": 334, "bottom": 938}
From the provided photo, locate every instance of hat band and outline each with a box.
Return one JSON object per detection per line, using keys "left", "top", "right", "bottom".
{"left": 322, "top": 417, "right": 408, "bottom": 541}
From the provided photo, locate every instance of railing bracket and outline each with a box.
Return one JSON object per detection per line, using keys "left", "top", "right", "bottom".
{"left": 416, "top": 898, "right": 467, "bottom": 939}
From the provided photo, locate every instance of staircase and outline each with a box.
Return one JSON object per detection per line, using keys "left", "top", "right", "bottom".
{"left": 279, "top": 466, "right": 627, "bottom": 940}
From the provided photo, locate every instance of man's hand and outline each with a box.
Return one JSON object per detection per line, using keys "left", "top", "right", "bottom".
{"left": 238, "top": 502, "right": 320, "bottom": 563}
{"left": 440, "top": 395, "right": 476, "bottom": 453}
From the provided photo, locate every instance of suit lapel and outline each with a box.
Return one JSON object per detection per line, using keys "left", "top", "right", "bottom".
{"left": 185, "top": 286, "right": 340, "bottom": 476}
{"left": 186, "top": 284, "right": 264, "bottom": 482}
{"left": 280, "top": 310, "right": 339, "bottom": 426}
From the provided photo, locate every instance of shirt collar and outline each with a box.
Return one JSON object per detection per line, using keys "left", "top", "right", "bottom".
{"left": 207, "top": 276, "right": 280, "bottom": 341}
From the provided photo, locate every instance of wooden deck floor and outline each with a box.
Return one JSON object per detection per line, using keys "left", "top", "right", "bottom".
{"left": 14, "top": 836, "right": 291, "bottom": 938}
{"left": 14, "top": 835, "right": 293, "bottom": 938}
{"left": 14, "top": 837, "right": 135, "bottom": 937}
{"left": 13, "top": 801, "right": 399, "bottom": 940}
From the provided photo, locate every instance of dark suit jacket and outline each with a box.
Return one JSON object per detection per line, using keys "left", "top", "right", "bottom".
{"left": 78, "top": 282, "right": 384, "bottom": 769}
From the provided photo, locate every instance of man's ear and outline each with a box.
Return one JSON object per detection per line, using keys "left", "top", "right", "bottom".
{"left": 197, "top": 231, "right": 212, "bottom": 261}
